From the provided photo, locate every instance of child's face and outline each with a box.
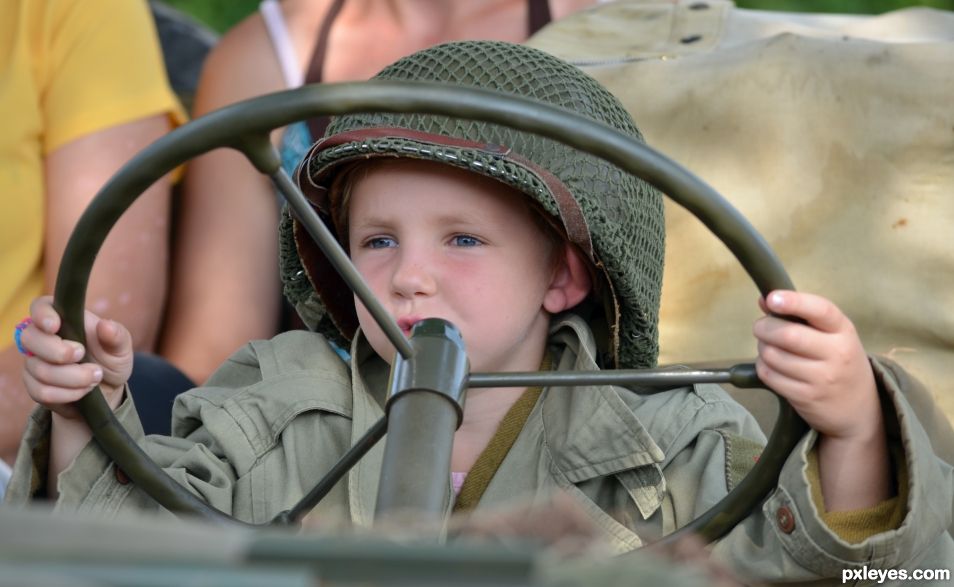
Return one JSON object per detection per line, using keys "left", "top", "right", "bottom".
{"left": 347, "top": 159, "right": 561, "bottom": 372}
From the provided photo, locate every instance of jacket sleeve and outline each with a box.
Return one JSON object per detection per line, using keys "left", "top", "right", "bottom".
{"left": 710, "top": 356, "right": 954, "bottom": 582}
{"left": 3, "top": 342, "right": 270, "bottom": 517}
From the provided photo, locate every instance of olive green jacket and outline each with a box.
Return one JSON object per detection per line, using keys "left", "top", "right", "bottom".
{"left": 6, "top": 315, "right": 954, "bottom": 583}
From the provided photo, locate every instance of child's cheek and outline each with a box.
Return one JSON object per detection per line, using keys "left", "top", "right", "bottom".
{"left": 352, "top": 253, "right": 388, "bottom": 282}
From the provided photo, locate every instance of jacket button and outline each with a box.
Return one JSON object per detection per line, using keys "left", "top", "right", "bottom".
{"left": 114, "top": 466, "right": 130, "bottom": 485}
{"left": 776, "top": 506, "right": 796, "bottom": 533}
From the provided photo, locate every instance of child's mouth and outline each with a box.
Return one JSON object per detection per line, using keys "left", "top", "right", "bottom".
{"left": 397, "top": 316, "right": 425, "bottom": 335}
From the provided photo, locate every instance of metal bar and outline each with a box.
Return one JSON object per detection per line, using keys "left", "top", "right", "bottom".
{"left": 468, "top": 363, "right": 761, "bottom": 390}
{"left": 270, "top": 168, "right": 414, "bottom": 359}
{"left": 374, "top": 321, "right": 469, "bottom": 528}
{"left": 374, "top": 392, "right": 458, "bottom": 528}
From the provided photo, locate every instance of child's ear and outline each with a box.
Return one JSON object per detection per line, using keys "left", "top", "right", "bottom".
{"left": 543, "top": 243, "right": 592, "bottom": 313}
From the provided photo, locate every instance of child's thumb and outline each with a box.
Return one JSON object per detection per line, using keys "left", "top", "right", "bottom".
{"left": 96, "top": 319, "right": 132, "bottom": 356}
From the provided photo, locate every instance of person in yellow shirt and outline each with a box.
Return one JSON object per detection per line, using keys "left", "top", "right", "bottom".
{"left": 0, "top": 0, "right": 185, "bottom": 471}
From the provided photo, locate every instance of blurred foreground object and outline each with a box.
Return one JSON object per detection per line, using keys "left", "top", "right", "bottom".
{"left": 0, "top": 503, "right": 750, "bottom": 587}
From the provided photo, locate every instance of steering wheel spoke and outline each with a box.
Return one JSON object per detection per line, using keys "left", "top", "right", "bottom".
{"left": 468, "top": 363, "right": 763, "bottom": 392}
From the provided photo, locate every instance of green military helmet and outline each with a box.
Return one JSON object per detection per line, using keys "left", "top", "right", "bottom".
{"left": 280, "top": 40, "right": 665, "bottom": 369}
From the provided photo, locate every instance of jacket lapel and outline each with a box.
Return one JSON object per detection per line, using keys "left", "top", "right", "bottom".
{"left": 347, "top": 333, "right": 387, "bottom": 527}
{"left": 542, "top": 315, "right": 665, "bottom": 482}
{"left": 540, "top": 315, "right": 669, "bottom": 543}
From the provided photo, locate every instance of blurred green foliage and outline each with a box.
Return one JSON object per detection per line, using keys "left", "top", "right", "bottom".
{"left": 158, "top": 0, "right": 259, "bottom": 33}
{"left": 737, "top": 0, "right": 952, "bottom": 11}
{"left": 158, "top": 0, "right": 952, "bottom": 35}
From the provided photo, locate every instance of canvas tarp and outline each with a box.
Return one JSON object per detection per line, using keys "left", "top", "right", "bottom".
{"left": 528, "top": 1, "right": 954, "bottom": 421}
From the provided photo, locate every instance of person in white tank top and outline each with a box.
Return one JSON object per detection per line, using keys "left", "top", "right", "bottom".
{"left": 159, "top": 0, "right": 600, "bottom": 390}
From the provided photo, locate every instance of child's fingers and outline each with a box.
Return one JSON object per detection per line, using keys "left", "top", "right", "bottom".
{"left": 23, "top": 357, "right": 103, "bottom": 390}
{"left": 763, "top": 290, "right": 845, "bottom": 334}
{"left": 28, "top": 295, "right": 61, "bottom": 334}
{"left": 754, "top": 358, "right": 813, "bottom": 399}
{"left": 753, "top": 316, "right": 828, "bottom": 360}
{"left": 21, "top": 367, "right": 97, "bottom": 414}
{"left": 756, "top": 341, "right": 819, "bottom": 384}
{"left": 18, "top": 323, "right": 85, "bottom": 365}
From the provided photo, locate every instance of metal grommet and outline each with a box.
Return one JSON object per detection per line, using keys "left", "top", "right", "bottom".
{"left": 776, "top": 506, "right": 796, "bottom": 534}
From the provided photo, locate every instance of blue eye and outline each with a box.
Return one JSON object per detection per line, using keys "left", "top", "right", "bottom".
{"left": 366, "top": 236, "right": 397, "bottom": 249}
{"left": 451, "top": 235, "right": 482, "bottom": 247}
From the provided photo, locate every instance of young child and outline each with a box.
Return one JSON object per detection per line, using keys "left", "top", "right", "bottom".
{"left": 7, "top": 41, "right": 953, "bottom": 581}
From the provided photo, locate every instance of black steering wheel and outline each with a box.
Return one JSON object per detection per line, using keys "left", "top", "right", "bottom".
{"left": 53, "top": 80, "right": 807, "bottom": 545}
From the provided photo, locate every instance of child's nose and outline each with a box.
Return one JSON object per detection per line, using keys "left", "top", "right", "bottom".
{"left": 390, "top": 250, "right": 437, "bottom": 298}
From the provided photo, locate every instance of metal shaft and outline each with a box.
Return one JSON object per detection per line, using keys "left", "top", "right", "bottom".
{"left": 374, "top": 320, "right": 468, "bottom": 528}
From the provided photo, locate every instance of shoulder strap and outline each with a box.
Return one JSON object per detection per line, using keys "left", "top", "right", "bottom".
{"left": 527, "top": 0, "right": 552, "bottom": 36}
{"left": 304, "top": 0, "right": 346, "bottom": 141}
{"left": 260, "top": 0, "right": 303, "bottom": 87}
{"left": 453, "top": 354, "right": 552, "bottom": 513}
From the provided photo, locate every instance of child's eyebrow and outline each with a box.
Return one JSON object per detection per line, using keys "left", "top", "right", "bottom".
{"left": 433, "top": 212, "right": 487, "bottom": 228}
{"left": 350, "top": 216, "right": 392, "bottom": 231}
{"left": 352, "top": 211, "right": 491, "bottom": 231}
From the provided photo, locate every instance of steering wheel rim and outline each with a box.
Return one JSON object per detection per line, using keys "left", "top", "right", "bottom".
{"left": 54, "top": 80, "right": 808, "bottom": 540}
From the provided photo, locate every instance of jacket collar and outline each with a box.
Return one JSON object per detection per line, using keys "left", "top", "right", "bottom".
{"left": 541, "top": 314, "right": 665, "bottom": 483}
{"left": 347, "top": 332, "right": 388, "bottom": 527}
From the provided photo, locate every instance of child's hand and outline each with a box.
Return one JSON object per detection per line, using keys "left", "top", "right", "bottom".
{"left": 753, "top": 290, "right": 881, "bottom": 441}
{"left": 19, "top": 296, "right": 133, "bottom": 420}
